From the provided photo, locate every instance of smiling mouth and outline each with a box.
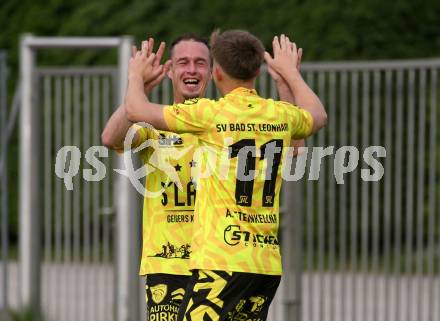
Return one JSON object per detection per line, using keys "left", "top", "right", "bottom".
{"left": 183, "top": 79, "right": 200, "bottom": 87}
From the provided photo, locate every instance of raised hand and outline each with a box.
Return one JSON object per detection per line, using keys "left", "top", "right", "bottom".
{"left": 265, "top": 34, "right": 327, "bottom": 134}
{"left": 264, "top": 34, "right": 302, "bottom": 79}
{"left": 266, "top": 35, "right": 303, "bottom": 104}
{"left": 128, "top": 38, "right": 169, "bottom": 88}
{"left": 267, "top": 47, "right": 302, "bottom": 83}
{"left": 140, "top": 38, "right": 171, "bottom": 93}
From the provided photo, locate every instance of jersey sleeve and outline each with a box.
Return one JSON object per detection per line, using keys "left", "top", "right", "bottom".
{"left": 163, "top": 98, "right": 215, "bottom": 134}
{"left": 280, "top": 102, "right": 314, "bottom": 139}
{"left": 114, "top": 124, "right": 152, "bottom": 154}
{"left": 134, "top": 125, "right": 151, "bottom": 145}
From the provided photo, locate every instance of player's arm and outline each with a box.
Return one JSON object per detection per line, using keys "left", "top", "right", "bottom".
{"left": 265, "top": 35, "right": 327, "bottom": 134}
{"left": 102, "top": 39, "right": 169, "bottom": 150}
{"left": 266, "top": 46, "right": 305, "bottom": 155}
{"left": 101, "top": 104, "right": 140, "bottom": 150}
{"left": 125, "top": 73, "right": 169, "bottom": 130}
{"left": 283, "top": 68, "right": 327, "bottom": 134}
{"left": 267, "top": 47, "right": 302, "bottom": 104}
{"left": 290, "top": 139, "right": 305, "bottom": 157}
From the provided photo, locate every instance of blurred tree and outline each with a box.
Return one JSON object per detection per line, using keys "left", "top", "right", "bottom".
{"left": 1, "top": 0, "right": 439, "bottom": 68}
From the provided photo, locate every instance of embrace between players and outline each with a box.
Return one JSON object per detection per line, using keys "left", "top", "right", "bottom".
{"left": 102, "top": 30, "right": 327, "bottom": 321}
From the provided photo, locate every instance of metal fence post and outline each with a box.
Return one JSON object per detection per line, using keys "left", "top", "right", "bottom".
{"left": 0, "top": 51, "right": 8, "bottom": 312}
{"left": 282, "top": 178, "right": 303, "bottom": 321}
{"left": 115, "top": 36, "right": 140, "bottom": 321}
{"left": 19, "top": 34, "right": 41, "bottom": 312}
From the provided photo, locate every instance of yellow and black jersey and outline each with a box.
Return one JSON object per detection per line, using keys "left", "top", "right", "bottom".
{"left": 163, "top": 87, "right": 313, "bottom": 275}
{"left": 134, "top": 125, "right": 199, "bottom": 276}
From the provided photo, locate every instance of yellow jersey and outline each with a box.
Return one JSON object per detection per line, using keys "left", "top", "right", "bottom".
{"left": 135, "top": 126, "right": 199, "bottom": 276}
{"left": 163, "top": 87, "right": 313, "bottom": 275}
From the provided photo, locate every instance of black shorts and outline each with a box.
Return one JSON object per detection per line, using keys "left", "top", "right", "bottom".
{"left": 177, "top": 270, "right": 281, "bottom": 321}
{"left": 145, "top": 273, "right": 191, "bottom": 321}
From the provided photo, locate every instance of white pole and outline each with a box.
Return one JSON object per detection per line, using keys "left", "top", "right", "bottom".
{"left": 281, "top": 179, "right": 303, "bottom": 321}
{"left": 24, "top": 36, "right": 122, "bottom": 48}
{"left": 115, "top": 36, "right": 140, "bottom": 321}
{"left": 19, "top": 33, "right": 41, "bottom": 312}
{"left": 0, "top": 50, "right": 7, "bottom": 311}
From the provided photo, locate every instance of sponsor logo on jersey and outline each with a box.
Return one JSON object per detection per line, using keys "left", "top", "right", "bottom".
{"left": 158, "top": 133, "right": 183, "bottom": 146}
{"left": 150, "top": 243, "right": 191, "bottom": 259}
{"left": 224, "top": 225, "right": 279, "bottom": 247}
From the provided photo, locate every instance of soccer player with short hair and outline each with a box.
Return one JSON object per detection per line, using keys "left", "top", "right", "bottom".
{"left": 125, "top": 30, "right": 327, "bottom": 321}
{"left": 102, "top": 33, "right": 212, "bottom": 321}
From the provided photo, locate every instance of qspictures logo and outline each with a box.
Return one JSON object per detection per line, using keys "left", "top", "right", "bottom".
{"left": 54, "top": 122, "right": 387, "bottom": 195}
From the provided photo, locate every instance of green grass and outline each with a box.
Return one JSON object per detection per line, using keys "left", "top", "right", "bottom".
{"left": 2, "top": 308, "right": 47, "bottom": 321}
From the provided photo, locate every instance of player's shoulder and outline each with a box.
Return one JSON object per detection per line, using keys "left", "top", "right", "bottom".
{"left": 274, "top": 100, "right": 305, "bottom": 116}
{"left": 167, "top": 97, "right": 216, "bottom": 117}
{"left": 274, "top": 100, "right": 296, "bottom": 109}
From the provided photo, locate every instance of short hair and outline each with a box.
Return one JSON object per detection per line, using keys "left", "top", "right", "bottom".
{"left": 210, "top": 29, "right": 264, "bottom": 80}
{"left": 169, "top": 33, "right": 210, "bottom": 58}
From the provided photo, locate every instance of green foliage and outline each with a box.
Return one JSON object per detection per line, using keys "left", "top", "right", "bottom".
{"left": 5, "top": 308, "right": 46, "bottom": 321}
{"left": 1, "top": 0, "right": 440, "bottom": 69}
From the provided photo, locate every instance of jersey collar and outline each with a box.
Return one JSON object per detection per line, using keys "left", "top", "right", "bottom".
{"left": 228, "top": 87, "right": 258, "bottom": 96}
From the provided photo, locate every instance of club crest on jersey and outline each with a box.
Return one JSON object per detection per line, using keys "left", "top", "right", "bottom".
{"left": 150, "top": 284, "right": 167, "bottom": 304}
